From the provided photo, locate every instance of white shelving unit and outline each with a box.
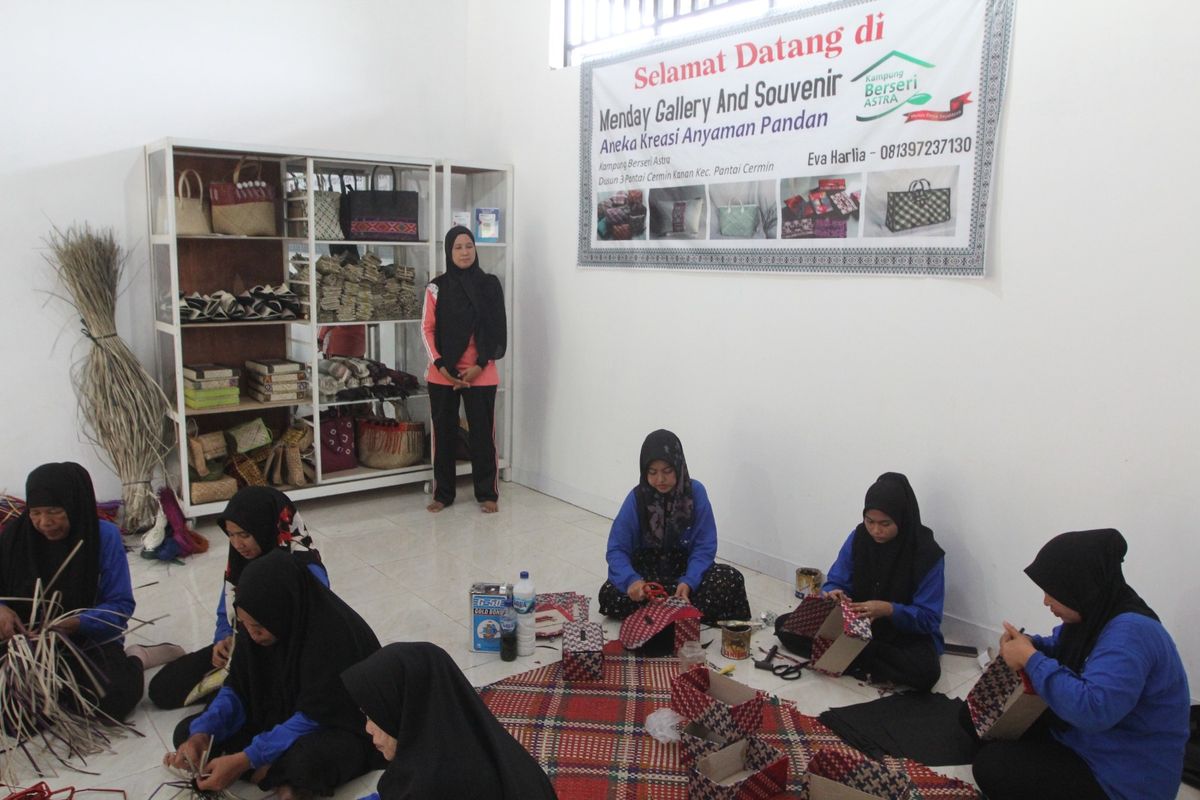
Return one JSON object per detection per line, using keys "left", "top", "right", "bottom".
{"left": 146, "top": 139, "right": 514, "bottom": 515}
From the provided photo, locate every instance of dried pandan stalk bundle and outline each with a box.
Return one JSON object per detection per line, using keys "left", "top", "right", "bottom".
{"left": 44, "top": 225, "right": 173, "bottom": 534}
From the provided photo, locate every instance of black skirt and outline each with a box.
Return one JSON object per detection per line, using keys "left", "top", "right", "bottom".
{"left": 598, "top": 546, "right": 751, "bottom": 624}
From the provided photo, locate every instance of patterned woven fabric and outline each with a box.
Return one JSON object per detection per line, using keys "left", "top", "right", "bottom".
{"left": 562, "top": 621, "right": 604, "bottom": 682}
{"left": 885, "top": 184, "right": 952, "bottom": 232}
{"left": 809, "top": 746, "right": 917, "bottom": 799}
{"left": 678, "top": 721, "right": 730, "bottom": 765}
{"left": 536, "top": 592, "right": 591, "bottom": 639}
{"left": 687, "top": 738, "right": 789, "bottom": 800}
{"left": 670, "top": 667, "right": 765, "bottom": 741}
{"left": 476, "top": 653, "right": 980, "bottom": 799}
{"left": 966, "top": 657, "right": 1038, "bottom": 734}
{"left": 618, "top": 596, "right": 703, "bottom": 654}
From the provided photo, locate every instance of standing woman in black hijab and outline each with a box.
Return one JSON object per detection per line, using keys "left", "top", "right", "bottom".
{"left": 342, "top": 642, "right": 558, "bottom": 800}
{"left": 147, "top": 486, "right": 325, "bottom": 710}
{"left": 0, "top": 462, "right": 147, "bottom": 720}
{"left": 972, "top": 529, "right": 1189, "bottom": 800}
{"left": 816, "top": 472, "right": 945, "bottom": 690}
{"left": 165, "top": 550, "right": 381, "bottom": 798}
{"left": 421, "top": 225, "right": 507, "bottom": 513}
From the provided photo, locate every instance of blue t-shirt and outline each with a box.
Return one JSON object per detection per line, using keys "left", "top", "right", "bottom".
{"left": 1026, "top": 612, "right": 1190, "bottom": 800}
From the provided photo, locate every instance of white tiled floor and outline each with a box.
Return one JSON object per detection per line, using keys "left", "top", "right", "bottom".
{"left": 8, "top": 481, "right": 1197, "bottom": 798}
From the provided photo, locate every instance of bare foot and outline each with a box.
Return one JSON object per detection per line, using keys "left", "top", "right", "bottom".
{"left": 481, "top": 500, "right": 498, "bottom": 513}
{"left": 427, "top": 501, "right": 446, "bottom": 513}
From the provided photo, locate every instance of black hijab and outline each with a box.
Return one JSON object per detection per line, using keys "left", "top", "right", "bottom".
{"left": 342, "top": 642, "right": 558, "bottom": 800}
{"left": 634, "top": 429, "right": 695, "bottom": 549}
{"left": 217, "top": 486, "right": 316, "bottom": 586}
{"left": 850, "top": 472, "right": 944, "bottom": 604}
{"left": 429, "top": 226, "right": 507, "bottom": 373}
{"left": 229, "top": 549, "right": 379, "bottom": 735}
{"left": 0, "top": 462, "right": 102, "bottom": 624}
{"left": 1024, "top": 529, "right": 1157, "bottom": 673}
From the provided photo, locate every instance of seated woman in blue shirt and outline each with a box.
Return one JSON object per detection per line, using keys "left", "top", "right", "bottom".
{"left": 819, "top": 472, "right": 945, "bottom": 691}
{"left": 0, "top": 462, "right": 144, "bottom": 721}
{"left": 164, "top": 550, "right": 381, "bottom": 800}
{"left": 598, "top": 429, "right": 750, "bottom": 624}
{"left": 148, "top": 486, "right": 326, "bottom": 710}
{"left": 972, "top": 529, "right": 1190, "bottom": 800}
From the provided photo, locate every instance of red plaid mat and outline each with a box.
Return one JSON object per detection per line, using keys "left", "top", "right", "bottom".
{"left": 478, "top": 654, "right": 980, "bottom": 799}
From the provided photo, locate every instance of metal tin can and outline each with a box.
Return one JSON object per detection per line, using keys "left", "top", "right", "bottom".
{"left": 470, "top": 582, "right": 510, "bottom": 653}
{"left": 720, "top": 624, "right": 752, "bottom": 660}
{"left": 795, "top": 567, "right": 823, "bottom": 598}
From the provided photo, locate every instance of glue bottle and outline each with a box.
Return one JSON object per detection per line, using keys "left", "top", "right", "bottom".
{"left": 513, "top": 570, "right": 536, "bottom": 656}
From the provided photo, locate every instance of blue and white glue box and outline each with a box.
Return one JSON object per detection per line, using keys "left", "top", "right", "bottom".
{"left": 471, "top": 581, "right": 510, "bottom": 653}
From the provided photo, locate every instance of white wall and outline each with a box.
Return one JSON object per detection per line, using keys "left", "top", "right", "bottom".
{"left": 0, "top": 0, "right": 470, "bottom": 496}
{"left": 1, "top": 1, "right": 1195, "bottom": 691}
{"left": 467, "top": 0, "right": 1200, "bottom": 686}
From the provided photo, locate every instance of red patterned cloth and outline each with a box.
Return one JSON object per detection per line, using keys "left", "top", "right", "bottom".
{"left": 477, "top": 654, "right": 980, "bottom": 799}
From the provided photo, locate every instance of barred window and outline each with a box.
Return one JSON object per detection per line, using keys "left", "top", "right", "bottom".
{"left": 558, "top": 0, "right": 814, "bottom": 67}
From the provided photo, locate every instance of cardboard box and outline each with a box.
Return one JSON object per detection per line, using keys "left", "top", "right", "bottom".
{"left": 966, "top": 657, "right": 1047, "bottom": 740}
{"left": 687, "top": 737, "right": 789, "bottom": 800}
{"left": 561, "top": 621, "right": 603, "bottom": 682}
{"left": 778, "top": 595, "right": 872, "bottom": 676}
{"left": 670, "top": 667, "right": 764, "bottom": 742}
{"left": 807, "top": 746, "right": 916, "bottom": 800}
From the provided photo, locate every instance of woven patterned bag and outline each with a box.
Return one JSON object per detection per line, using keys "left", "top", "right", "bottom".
{"left": 966, "top": 657, "right": 1046, "bottom": 740}
{"left": 210, "top": 158, "right": 278, "bottom": 236}
{"left": 287, "top": 174, "right": 345, "bottom": 240}
{"left": 356, "top": 417, "right": 424, "bottom": 469}
{"left": 687, "top": 738, "right": 789, "bottom": 800}
{"left": 717, "top": 204, "right": 760, "bottom": 237}
{"left": 225, "top": 453, "right": 267, "bottom": 488}
{"left": 807, "top": 746, "right": 918, "bottom": 799}
{"left": 224, "top": 418, "right": 272, "bottom": 454}
{"left": 175, "top": 169, "right": 212, "bottom": 235}
{"left": 561, "top": 621, "right": 604, "bottom": 682}
{"left": 885, "top": 179, "right": 952, "bottom": 232}
{"left": 671, "top": 666, "right": 765, "bottom": 742}
{"left": 190, "top": 474, "right": 238, "bottom": 505}
{"left": 618, "top": 595, "right": 702, "bottom": 655}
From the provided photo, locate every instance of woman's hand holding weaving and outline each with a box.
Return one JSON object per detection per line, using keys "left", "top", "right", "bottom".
{"left": 212, "top": 635, "right": 233, "bottom": 668}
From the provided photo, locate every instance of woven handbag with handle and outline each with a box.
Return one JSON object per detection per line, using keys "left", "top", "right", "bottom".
{"left": 342, "top": 167, "right": 419, "bottom": 241}
{"left": 287, "top": 173, "right": 346, "bottom": 240}
{"left": 210, "top": 158, "right": 278, "bottom": 236}
{"left": 885, "top": 178, "right": 952, "bottom": 232}
{"left": 175, "top": 169, "right": 212, "bottom": 235}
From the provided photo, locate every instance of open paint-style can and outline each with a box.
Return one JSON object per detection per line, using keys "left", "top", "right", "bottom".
{"left": 795, "top": 567, "right": 823, "bottom": 598}
{"left": 720, "top": 623, "right": 752, "bottom": 660}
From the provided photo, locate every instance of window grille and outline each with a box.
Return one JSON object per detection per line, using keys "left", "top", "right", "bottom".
{"left": 563, "top": 0, "right": 811, "bottom": 67}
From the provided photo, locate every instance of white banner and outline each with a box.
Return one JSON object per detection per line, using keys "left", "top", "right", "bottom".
{"left": 578, "top": 0, "right": 1014, "bottom": 275}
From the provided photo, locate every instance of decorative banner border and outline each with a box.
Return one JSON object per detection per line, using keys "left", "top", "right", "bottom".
{"left": 578, "top": 0, "right": 1015, "bottom": 276}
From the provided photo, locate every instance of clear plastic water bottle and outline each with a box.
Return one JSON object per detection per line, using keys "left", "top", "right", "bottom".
{"left": 499, "top": 596, "right": 518, "bottom": 662}
{"left": 513, "top": 570, "right": 536, "bottom": 657}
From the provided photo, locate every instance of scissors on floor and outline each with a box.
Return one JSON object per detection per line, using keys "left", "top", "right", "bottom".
{"left": 753, "top": 644, "right": 804, "bottom": 680}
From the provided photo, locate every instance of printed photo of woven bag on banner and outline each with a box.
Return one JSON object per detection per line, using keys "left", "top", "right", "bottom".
{"left": 596, "top": 188, "right": 647, "bottom": 240}
{"left": 863, "top": 166, "right": 959, "bottom": 237}
{"left": 780, "top": 175, "right": 861, "bottom": 239}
